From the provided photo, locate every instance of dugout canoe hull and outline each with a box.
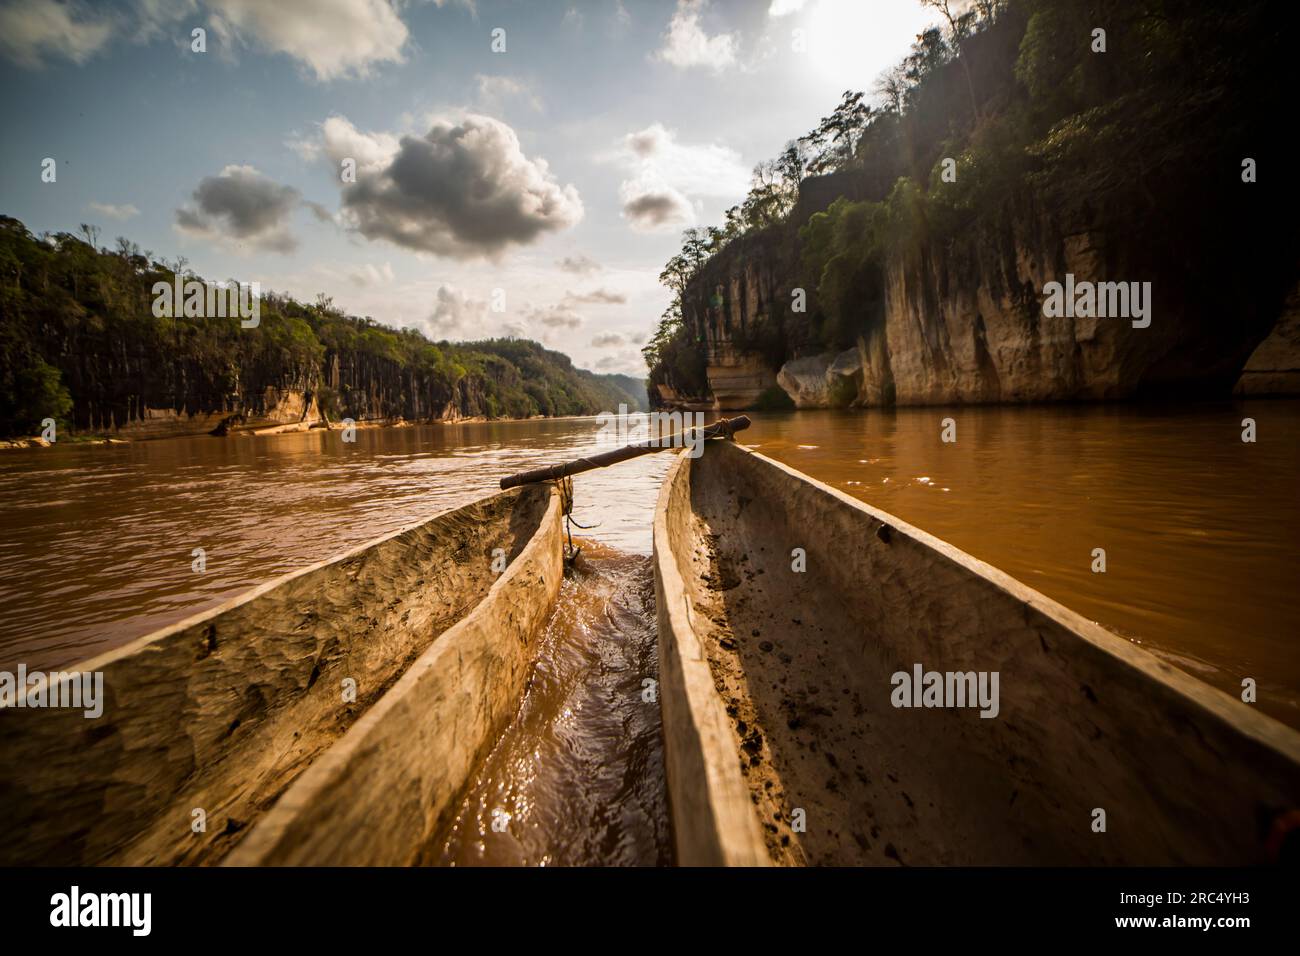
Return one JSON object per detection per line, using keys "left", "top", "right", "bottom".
{"left": 0, "top": 483, "right": 561, "bottom": 866}
{"left": 652, "top": 438, "right": 1300, "bottom": 866}
{"left": 227, "top": 485, "right": 565, "bottom": 866}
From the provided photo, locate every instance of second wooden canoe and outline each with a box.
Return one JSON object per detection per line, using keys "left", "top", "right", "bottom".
{"left": 0, "top": 482, "right": 562, "bottom": 866}
{"left": 227, "top": 488, "right": 564, "bottom": 865}
{"left": 653, "top": 438, "right": 1300, "bottom": 865}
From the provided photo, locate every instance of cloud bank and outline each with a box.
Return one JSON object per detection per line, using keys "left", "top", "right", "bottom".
{"left": 0, "top": 0, "right": 413, "bottom": 79}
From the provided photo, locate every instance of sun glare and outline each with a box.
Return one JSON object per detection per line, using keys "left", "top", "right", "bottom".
{"left": 803, "top": 0, "right": 934, "bottom": 87}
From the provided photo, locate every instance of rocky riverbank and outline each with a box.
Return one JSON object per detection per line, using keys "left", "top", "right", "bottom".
{"left": 0, "top": 407, "right": 619, "bottom": 450}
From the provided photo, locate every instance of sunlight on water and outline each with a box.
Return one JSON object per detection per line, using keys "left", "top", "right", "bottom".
{"left": 427, "top": 542, "right": 670, "bottom": 867}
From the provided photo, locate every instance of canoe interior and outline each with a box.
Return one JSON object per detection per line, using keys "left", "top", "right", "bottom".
{"left": 226, "top": 483, "right": 564, "bottom": 866}
{"left": 656, "top": 439, "right": 1300, "bottom": 865}
{"left": 0, "top": 483, "right": 552, "bottom": 866}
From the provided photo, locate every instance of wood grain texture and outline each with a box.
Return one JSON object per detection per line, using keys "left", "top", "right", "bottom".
{"left": 654, "top": 439, "right": 1300, "bottom": 865}
{"left": 226, "top": 488, "right": 563, "bottom": 865}
{"left": 0, "top": 484, "right": 553, "bottom": 866}
{"left": 652, "top": 448, "right": 771, "bottom": 866}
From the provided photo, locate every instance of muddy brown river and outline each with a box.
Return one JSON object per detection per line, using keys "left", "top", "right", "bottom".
{"left": 1, "top": 400, "right": 1296, "bottom": 864}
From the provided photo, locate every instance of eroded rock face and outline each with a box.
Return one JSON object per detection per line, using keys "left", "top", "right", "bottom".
{"left": 709, "top": 350, "right": 777, "bottom": 410}
{"left": 876, "top": 229, "right": 1227, "bottom": 405}
{"left": 1235, "top": 285, "right": 1300, "bottom": 396}
{"left": 777, "top": 350, "right": 861, "bottom": 408}
{"left": 873, "top": 213, "right": 1298, "bottom": 404}
{"left": 680, "top": 245, "right": 786, "bottom": 410}
{"left": 684, "top": 213, "right": 1297, "bottom": 409}
{"left": 104, "top": 387, "right": 322, "bottom": 439}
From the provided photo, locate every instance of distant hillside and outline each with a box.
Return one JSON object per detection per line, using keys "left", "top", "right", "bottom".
{"left": 0, "top": 215, "right": 644, "bottom": 438}
{"left": 591, "top": 372, "right": 649, "bottom": 411}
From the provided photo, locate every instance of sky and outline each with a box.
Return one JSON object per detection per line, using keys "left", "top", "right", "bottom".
{"left": 0, "top": 0, "right": 939, "bottom": 376}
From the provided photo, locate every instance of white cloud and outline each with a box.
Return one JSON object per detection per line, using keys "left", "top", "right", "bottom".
{"left": 767, "top": 0, "right": 807, "bottom": 16}
{"left": 348, "top": 262, "right": 395, "bottom": 287}
{"left": 320, "top": 115, "right": 401, "bottom": 170}
{"left": 424, "top": 283, "right": 488, "bottom": 337}
{"left": 87, "top": 201, "right": 140, "bottom": 221}
{"left": 609, "top": 122, "right": 748, "bottom": 232}
{"left": 285, "top": 130, "right": 322, "bottom": 162}
{"left": 0, "top": 0, "right": 113, "bottom": 68}
{"left": 204, "top": 0, "right": 409, "bottom": 81}
{"left": 619, "top": 185, "right": 693, "bottom": 231}
{"left": 593, "top": 349, "right": 646, "bottom": 373}
{"left": 129, "top": 0, "right": 197, "bottom": 40}
{"left": 1, "top": 0, "right": 412, "bottom": 79}
{"left": 525, "top": 304, "right": 584, "bottom": 330}
{"left": 590, "top": 331, "right": 626, "bottom": 348}
{"left": 557, "top": 254, "right": 601, "bottom": 275}
{"left": 475, "top": 74, "right": 543, "bottom": 112}
{"left": 320, "top": 113, "right": 583, "bottom": 259}
{"left": 616, "top": 122, "right": 749, "bottom": 196}
{"left": 565, "top": 288, "right": 626, "bottom": 305}
{"left": 656, "top": 0, "right": 736, "bottom": 73}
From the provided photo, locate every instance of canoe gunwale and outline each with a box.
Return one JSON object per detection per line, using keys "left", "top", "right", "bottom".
{"left": 56, "top": 494, "right": 534, "bottom": 679}
{"left": 0, "top": 484, "right": 555, "bottom": 866}
{"left": 653, "top": 447, "right": 771, "bottom": 866}
{"left": 225, "top": 486, "right": 565, "bottom": 865}
{"left": 731, "top": 445, "right": 1300, "bottom": 764}
{"left": 653, "top": 439, "right": 1300, "bottom": 866}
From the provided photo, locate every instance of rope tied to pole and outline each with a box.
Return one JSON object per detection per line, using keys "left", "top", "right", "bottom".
{"left": 554, "top": 474, "right": 574, "bottom": 517}
{"left": 553, "top": 475, "right": 583, "bottom": 564}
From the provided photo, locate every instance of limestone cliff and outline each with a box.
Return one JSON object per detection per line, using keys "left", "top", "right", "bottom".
{"left": 1235, "top": 286, "right": 1300, "bottom": 396}
{"left": 670, "top": 202, "right": 1297, "bottom": 411}
{"left": 855, "top": 220, "right": 1283, "bottom": 406}
{"left": 679, "top": 237, "right": 786, "bottom": 410}
{"left": 71, "top": 360, "right": 324, "bottom": 439}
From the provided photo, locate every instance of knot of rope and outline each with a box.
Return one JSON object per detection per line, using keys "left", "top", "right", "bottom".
{"left": 552, "top": 475, "right": 590, "bottom": 564}
{"left": 555, "top": 475, "right": 574, "bottom": 516}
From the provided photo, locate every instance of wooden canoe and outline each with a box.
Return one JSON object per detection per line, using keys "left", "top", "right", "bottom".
{"left": 0, "top": 483, "right": 562, "bottom": 866}
{"left": 652, "top": 438, "right": 1300, "bottom": 866}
